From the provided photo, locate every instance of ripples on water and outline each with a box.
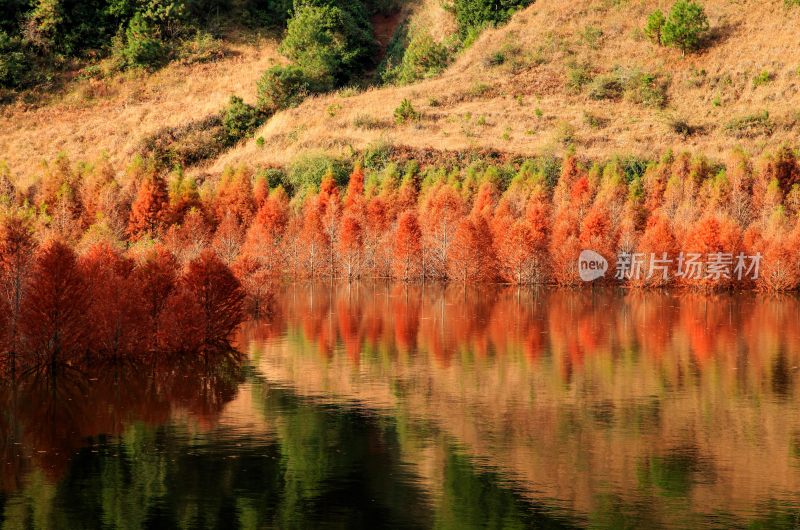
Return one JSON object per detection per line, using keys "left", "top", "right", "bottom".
{"left": 2, "top": 284, "right": 800, "bottom": 529}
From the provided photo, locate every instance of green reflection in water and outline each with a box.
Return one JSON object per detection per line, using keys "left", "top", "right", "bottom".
{"left": 1, "top": 368, "right": 578, "bottom": 529}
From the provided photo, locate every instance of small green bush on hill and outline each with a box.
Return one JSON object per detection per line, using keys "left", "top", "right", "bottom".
{"left": 453, "top": 0, "right": 533, "bottom": 36}
{"left": 647, "top": 0, "right": 709, "bottom": 55}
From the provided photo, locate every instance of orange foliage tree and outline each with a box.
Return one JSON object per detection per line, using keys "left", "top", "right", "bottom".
{"left": 579, "top": 201, "right": 617, "bottom": 272}
{"left": 131, "top": 246, "right": 177, "bottom": 353}
{"left": 681, "top": 214, "right": 742, "bottom": 289}
{"left": 393, "top": 210, "right": 422, "bottom": 281}
{"left": 421, "top": 183, "right": 464, "bottom": 279}
{"left": 127, "top": 173, "right": 170, "bottom": 240}
{"left": 161, "top": 251, "right": 244, "bottom": 354}
{"left": 0, "top": 214, "right": 36, "bottom": 362}
{"left": 338, "top": 213, "right": 363, "bottom": 280}
{"left": 633, "top": 214, "right": 679, "bottom": 287}
{"left": 80, "top": 244, "right": 146, "bottom": 359}
{"left": 447, "top": 215, "right": 497, "bottom": 284}
{"left": 20, "top": 240, "right": 89, "bottom": 369}
{"left": 212, "top": 212, "right": 245, "bottom": 265}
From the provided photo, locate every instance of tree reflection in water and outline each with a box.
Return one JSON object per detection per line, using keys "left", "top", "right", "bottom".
{"left": 2, "top": 285, "right": 800, "bottom": 529}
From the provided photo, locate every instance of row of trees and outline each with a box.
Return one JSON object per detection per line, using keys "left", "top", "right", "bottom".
{"left": 0, "top": 213, "right": 245, "bottom": 372}
{"left": 1, "top": 145, "right": 799, "bottom": 368}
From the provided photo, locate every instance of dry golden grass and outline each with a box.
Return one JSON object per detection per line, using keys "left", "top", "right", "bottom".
{"left": 0, "top": 33, "right": 282, "bottom": 185}
{"left": 3, "top": 0, "right": 800, "bottom": 184}
{"left": 207, "top": 0, "right": 800, "bottom": 174}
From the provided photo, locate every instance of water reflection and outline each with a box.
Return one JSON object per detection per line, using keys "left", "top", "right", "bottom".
{"left": 241, "top": 284, "right": 800, "bottom": 529}
{"left": 2, "top": 285, "right": 800, "bottom": 528}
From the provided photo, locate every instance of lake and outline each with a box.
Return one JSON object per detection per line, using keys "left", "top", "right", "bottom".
{"left": 2, "top": 284, "right": 800, "bottom": 529}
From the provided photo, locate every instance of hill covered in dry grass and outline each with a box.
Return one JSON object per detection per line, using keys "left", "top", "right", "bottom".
{"left": 0, "top": 30, "right": 282, "bottom": 187}
{"left": 3, "top": 0, "right": 800, "bottom": 183}
{"left": 212, "top": 0, "right": 800, "bottom": 172}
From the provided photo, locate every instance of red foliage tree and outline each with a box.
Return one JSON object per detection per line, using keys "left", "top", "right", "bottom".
{"left": 497, "top": 221, "right": 538, "bottom": 284}
{"left": 238, "top": 187, "right": 291, "bottom": 281}
{"left": 131, "top": 245, "right": 177, "bottom": 352}
{"left": 127, "top": 173, "right": 169, "bottom": 240}
{"left": 319, "top": 174, "right": 342, "bottom": 277}
{"left": 0, "top": 215, "right": 36, "bottom": 360}
{"left": 682, "top": 214, "right": 742, "bottom": 289}
{"left": 161, "top": 250, "right": 245, "bottom": 354}
{"left": 549, "top": 208, "right": 582, "bottom": 286}
{"left": 338, "top": 213, "right": 363, "bottom": 280}
{"left": 579, "top": 201, "right": 617, "bottom": 269}
{"left": 212, "top": 212, "right": 245, "bottom": 265}
{"left": 421, "top": 183, "right": 464, "bottom": 279}
{"left": 393, "top": 210, "right": 423, "bottom": 281}
{"left": 553, "top": 155, "right": 586, "bottom": 210}
{"left": 20, "top": 240, "right": 89, "bottom": 369}
{"left": 80, "top": 243, "right": 146, "bottom": 359}
{"left": 364, "top": 195, "right": 393, "bottom": 277}
{"left": 252, "top": 174, "right": 270, "bottom": 207}
{"left": 344, "top": 163, "right": 365, "bottom": 211}
{"left": 471, "top": 181, "right": 498, "bottom": 218}
{"left": 634, "top": 214, "right": 678, "bottom": 287}
{"left": 163, "top": 208, "right": 212, "bottom": 266}
{"left": 745, "top": 214, "right": 800, "bottom": 292}
{"left": 255, "top": 186, "right": 290, "bottom": 235}
{"left": 301, "top": 196, "right": 329, "bottom": 278}
{"left": 214, "top": 167, "right": 255, "bottom": 225}
{"left": 447, "top": 215, "right": 497, "bottom": 283}
{"left": 396, "top": 176, "right": 418, "bottom": 213}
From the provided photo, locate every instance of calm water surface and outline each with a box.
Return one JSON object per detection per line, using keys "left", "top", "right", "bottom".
{"left": 2, "top": 285, "right": 800, "bottom": 529}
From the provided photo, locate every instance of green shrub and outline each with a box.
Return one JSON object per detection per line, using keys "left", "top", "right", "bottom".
{"left": 644, "top": 9, "right": 665, "bottom": 43}
{"left": 623, "top": 71, "right": 668, "bottom": 108}
{"left": 177, "top": 31, "right": 225, "bottom": 65}
{"left": 667, "top": 116, "right": 695, "bottom": 137}
{"left": 394, "top": 98, "right": 419, "bottom": 124}
{"left": 588, "top": 75, "right": 624, "bottom": 100}
{"left": 288, "top": 153, "right": 349, "bottom": 190}
{"left": 454, "top": 0, "right": 533, "bottom": 36}
{"left": 383, "top": 33, "right": 451, "bottom": 84}
{"left": 119, "top": 13, "right": 166, "bottom": 69}
{"left": 0, "top": 31, "right": 27, "bottom": 88}
{"left": 468, "top": 82, "right": 492, "bottom": 97}
{"left": 24, "top": 0, "right": 62, "bottom": 51}
{"left": 723, "top": 111, "right": 773, "bottom": 138}
{"left": 581, "top": 25, "right": 604, "bottom": 49}
{"left": 485, "top": 51, "right": 506, "bottom": 67}
{"left": 223, "top": 96, "right": 262, "bottom": 144}
{"left": 587, "top": 68, "right": 668, "bottom": 108}
{"left": 362, "top": 140, "right": 393, "bottom": 170}
{"left": 141, "top": 115, "right": 228, "bottom": 169}
{"left": 279, "top": 3, "right": 375, "bottom": 86}
{"left": 365, "top": 0, "right": 403, "bottom": 15}
{"left": 566, "top": 62, "right": 593, "bottom": 93}
{"left": 256, "top": 167, "right": 289, "bottom": 190}
{"left": 582, "top": 111, "right": 607, "bottom": 129}
{"left": 753, "top": 70, "right": 773, "bottom": 88}
{"left": 661, "top": 0, "right": 709, "bottom": 54}
{"left": 256, "top": 65, "right": 314, "bottom": 114}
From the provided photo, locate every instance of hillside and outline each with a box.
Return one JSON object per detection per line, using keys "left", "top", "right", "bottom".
{"left": 209, "top": 0, "right": 800, "bottom": 172}
{"left": 3, "top": 0, "right": 799, "bottom": 183}
{"left": 0, "top": 30, "right": 282, "bottom": 186}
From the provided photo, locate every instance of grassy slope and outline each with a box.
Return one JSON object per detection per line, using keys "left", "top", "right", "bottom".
{"left": 2, "top": 0, "right": 800, "bottom": 184}
{"left": 208, "top": 0, "right": 800, "bottom": 173}
{"left": 0, "top": 31, "right": 283, "bottom": 186}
